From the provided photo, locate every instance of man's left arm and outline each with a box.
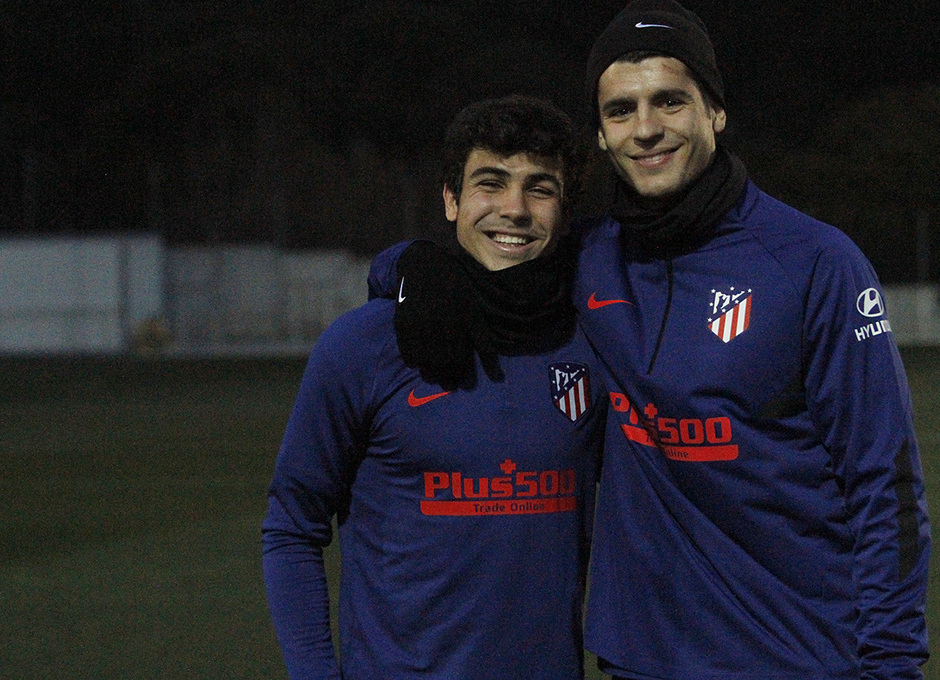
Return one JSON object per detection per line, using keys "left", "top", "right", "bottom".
{"left": 804, "top": 240, "right": 931, "bottom": 680}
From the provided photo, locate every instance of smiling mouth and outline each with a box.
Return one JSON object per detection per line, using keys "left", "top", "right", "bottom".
{"left": 632, "top": 149, "right": 677, "bottom": 167}
{"left": 487, "top": 232, "right": 534, "bottom": 246}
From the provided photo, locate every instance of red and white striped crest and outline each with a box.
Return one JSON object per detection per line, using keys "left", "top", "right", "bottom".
{"left": 708, "top": 293, "right": 752, "bottom": 343}
{"left": 549, "top": 363, "right": 591, "bottom": 422}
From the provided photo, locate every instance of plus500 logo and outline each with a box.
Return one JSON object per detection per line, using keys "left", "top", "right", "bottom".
{"left": 421, "top": 462, "right": 577, "bottom": 516}
{"left": 610, "top": 392, "right": 739, "bottom": 462}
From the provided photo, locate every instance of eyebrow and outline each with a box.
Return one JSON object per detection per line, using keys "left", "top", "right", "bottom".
{"left": 468, "top": 167, "right": 562, "bottom": 189}
{"left": 468, "top": 166, "right": 511, "bottom": 180}
{"left": 600, "top": 97, "right": 636, "bottom": 114}
{"left": 652, "top": 87, "right": 694, "bottom": 102}
{"left": 601, "top": 87, "right": 694, "bottom": 113}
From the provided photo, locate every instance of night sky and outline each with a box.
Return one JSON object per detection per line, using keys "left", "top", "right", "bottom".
{"left": 4, "top": 0, "right": 937, "bottom": 148}
{"left": 1, "top": 0, "right": 938, "bottom": 276}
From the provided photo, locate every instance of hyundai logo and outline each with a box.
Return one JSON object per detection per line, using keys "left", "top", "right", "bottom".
{"left": 856, "top": 288, "right": 884, "bottom": 318}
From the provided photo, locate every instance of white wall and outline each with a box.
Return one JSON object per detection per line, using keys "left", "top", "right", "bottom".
{"left": 166, "top": 246, "right": 371, "bottom": 355}
{"left": 883, "top": 285, "right": 940, "bottom": 346}
{"left": 1, "top": 234, "right": 936, "bottom": 354}
{"left": 0, "top": 234, "right": 163, "bottom": 353}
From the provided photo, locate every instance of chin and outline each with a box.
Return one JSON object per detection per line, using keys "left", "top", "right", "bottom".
{"left": 636, "top": 180, "right": 685, "bottom": 201}
{"left": 638, "top": 176, "right": 678, "bottom": 194}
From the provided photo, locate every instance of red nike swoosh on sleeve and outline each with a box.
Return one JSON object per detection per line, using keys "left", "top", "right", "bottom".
{"left": 588, "top": 293, "right": 633, "bottom": 309}
{"left": 408, "top": 389, "right": 452, "bottom": 407}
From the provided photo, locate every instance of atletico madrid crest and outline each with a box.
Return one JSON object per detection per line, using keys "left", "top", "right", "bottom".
{"left": 708, "top": 287, "right": 752, "bottom": 343}
{"left": 549, "top": 363, "right": 591, "bottom": 422}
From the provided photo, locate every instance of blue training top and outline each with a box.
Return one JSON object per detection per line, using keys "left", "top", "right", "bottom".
{"left": 262, "top": 296, "right": 604, "bottom": 680}
{"left": 576, "top": 181, "right": 930, "bottom": 680}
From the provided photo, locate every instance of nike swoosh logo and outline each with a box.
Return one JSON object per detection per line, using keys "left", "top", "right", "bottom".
{"left": 398, "top": 277, "right": 406, "bottom": 303}
{"left": 635, "top": 22, "right": 674, "bottom": 29}
{"left": 588, "top": 293, "right": 632, "bottom": 309}
{"left": 408, "top": 389, "right": 452, "bottom": 407}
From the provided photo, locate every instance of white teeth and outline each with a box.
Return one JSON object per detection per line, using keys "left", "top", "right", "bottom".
{"left": 635, "top": 151, "right": 672, "bottom": 163}
{"left": 491, "top": 234, "right": 529, "bottom": 245}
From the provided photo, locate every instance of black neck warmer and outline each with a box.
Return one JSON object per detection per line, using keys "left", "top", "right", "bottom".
{"left": 449, "top": 233, "right": 577, "bottom": 356}
{"left": 610, "top": 145, "right": 748, "bottom": 258}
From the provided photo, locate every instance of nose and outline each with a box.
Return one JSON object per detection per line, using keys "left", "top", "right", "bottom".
{"left": 634, "top": 103, "right": 664, "bottom": 144}
{"left": 498, "top": 186, "right": 531, "bottom": 224}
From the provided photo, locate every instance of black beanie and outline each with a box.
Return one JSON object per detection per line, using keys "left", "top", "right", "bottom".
{"left": 585, "top": 0, "right": 724, "bottom": 120}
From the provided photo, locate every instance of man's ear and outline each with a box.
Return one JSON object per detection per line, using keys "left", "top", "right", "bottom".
{"left": 597, "top": 127, "right": 608, "bottom": 152}
{"left": 712, "top": 106, "right": 727, "bottom": 134}
{"left": 443, "top": 185, "right": 459, "bottom": 221}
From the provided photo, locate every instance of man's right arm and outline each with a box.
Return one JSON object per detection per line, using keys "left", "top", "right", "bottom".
{"left": 261, "top": 308, "right": 376, "bottom": 679}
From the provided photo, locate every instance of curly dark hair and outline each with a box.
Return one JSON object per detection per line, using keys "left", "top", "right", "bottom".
{"left": 441, "top": 95, "right": 586, "bottom": 210}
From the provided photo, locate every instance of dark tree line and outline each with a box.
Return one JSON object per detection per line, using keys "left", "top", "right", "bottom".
{"left": 744, "top": 84, "right": 940, "bottom": 283}
{"left": 0, "top": 1, "right": 938, "bottom": 281}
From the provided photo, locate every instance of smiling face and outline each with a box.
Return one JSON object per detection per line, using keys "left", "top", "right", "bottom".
{"left": 445, "top": 149, "right": 567, "bottom": 271}
{"left": 596, "top": 56, "right": 726, "bottom": 205}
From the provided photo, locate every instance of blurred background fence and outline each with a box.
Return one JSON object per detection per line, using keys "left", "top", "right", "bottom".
{"left": 0, "top": 234, "right": 372, "bottom": 356}
{"left": 1, "top": 234, "right": 938, "bottom": 356}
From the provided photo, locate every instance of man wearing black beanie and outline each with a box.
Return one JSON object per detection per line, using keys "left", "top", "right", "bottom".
{"left": 575, "top": 1, "right": 931, "bottom": 680}
{"left": 366, "top": 2, "right": 930, "bottom": 678}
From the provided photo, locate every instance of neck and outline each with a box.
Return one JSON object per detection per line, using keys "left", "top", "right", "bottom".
{"left": 621, "top": 154, "right": 718, "bottom": 213}
{"left": 609, "top": 145, "right": 748, "bottom": 257}
{"left": 450, "top": 234, "right": 577, "bottom": 355}
{"left": 632, "top": 189, "right": 682, "bottom": 213}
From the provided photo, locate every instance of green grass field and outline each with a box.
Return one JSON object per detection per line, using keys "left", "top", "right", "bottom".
{"left": 1, "top": 351, "right": 937, "bottom": 679}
